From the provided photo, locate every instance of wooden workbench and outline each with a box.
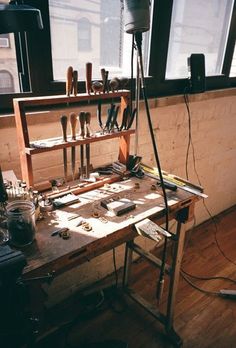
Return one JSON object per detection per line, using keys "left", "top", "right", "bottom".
{"left": 21, "top": 175, "right": 201, "bottom": 347}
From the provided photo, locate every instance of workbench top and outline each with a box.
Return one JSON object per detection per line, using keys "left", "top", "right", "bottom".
{"left": 21, "top": 176, "right": 198, "bottom": 278}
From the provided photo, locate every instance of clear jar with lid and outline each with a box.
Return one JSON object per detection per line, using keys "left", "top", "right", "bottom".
{"left": 6, "top": 200, "right": 36, "bottom": 247}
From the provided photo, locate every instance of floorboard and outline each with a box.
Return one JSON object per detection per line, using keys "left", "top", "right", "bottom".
{"left": 36, "top": 205, "right": 236, "bottom": 348}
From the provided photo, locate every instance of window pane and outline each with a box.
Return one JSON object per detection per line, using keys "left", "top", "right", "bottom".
{"left": 230, "top": 42, "right": 236, "bottom": 77}
{"left": 0, "top": 0, "right": 20, "bottom": 94}
{"left": 166, "top": 0, "right": 234, "bottom": 79}
{"left": 49, "top": 0, "right": 152, "bottom": 81}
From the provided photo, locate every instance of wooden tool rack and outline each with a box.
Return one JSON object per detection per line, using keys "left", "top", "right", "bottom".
{"left": 13, "top": 91, "right": 135, "bottom": 191}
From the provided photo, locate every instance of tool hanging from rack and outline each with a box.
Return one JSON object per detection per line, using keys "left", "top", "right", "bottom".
{"left": 60, "top": 115, "right": 68, "bottom": 182}
{"left": 69, "top": 112, "right": 77, "bottom": 181}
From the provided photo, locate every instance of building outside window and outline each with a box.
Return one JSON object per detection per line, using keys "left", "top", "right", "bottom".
{"left": 78, "top": 18, "right": 91, "bottom": 51}
{"left": 0, "top": 70, "right": 14, "bottom": 93}
{"left": 0, "top": 34, "right": 10, "bottom": 48}
{"left": 166, "top": 0, "right": 235, "bottom": 79}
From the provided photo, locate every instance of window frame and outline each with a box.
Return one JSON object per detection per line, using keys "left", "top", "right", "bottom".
{"left": 0, "top": 0, "right": 235, "bottom": 113}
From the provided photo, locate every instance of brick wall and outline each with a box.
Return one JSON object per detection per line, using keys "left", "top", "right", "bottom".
{"left": 1, "top": 89, "right": 235, "bottom": 305}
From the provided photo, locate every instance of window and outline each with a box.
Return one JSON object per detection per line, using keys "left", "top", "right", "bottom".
{"left": 166, "top": 0, "right": 234, "bottom": 79}
{"left": 0, "top": 70, "right": 14, "bottom": 93}
{"left": 48, "top": 0, "right": 151, "bottom": 81}
{"left": 0, "top": 32, "right": 20, "bottom": 95}
{"left": 0, "top": 0, "right": 235, "bottom": 112}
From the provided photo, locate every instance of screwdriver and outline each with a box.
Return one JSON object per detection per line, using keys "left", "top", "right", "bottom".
{"left": 70, "top": 112, "right": 77, "bottom": 181}
{"left": 60, "top": 115, "right": 68, "bottom": 182}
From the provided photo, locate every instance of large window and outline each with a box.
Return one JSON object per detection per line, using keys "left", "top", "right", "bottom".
{"left": 48, "top": 0, "right": 151, "bottom": 81}
{"left": 166, "top": 0, "right": 234, "bottom": 79}
{"left": 0, "top": 0, "right": 235, "bottom": 112}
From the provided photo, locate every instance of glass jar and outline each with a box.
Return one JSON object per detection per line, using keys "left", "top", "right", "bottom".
{"left": 6, "top": 200, "right": 36, "bottom": 247}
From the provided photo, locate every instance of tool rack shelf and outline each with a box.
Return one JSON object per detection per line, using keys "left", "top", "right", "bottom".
{"left": 13, "top": 91, "right": 134, "bottom": 190}
{"left": 25, "top": 129, "right": 135, "bottom": 155}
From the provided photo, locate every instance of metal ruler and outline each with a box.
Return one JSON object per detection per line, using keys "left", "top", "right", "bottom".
{"left": 141, "top": 164, "right": 208, "bottom": 199}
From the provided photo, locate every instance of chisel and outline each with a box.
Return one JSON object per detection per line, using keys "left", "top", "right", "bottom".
{"left": 78, "top": 111, "right": 86, "bottom": 179}
{"left": 60, "top": 115, "right": 68, "bottom": 182}
{"left": 86, "top": 62, "right": 92, "bottom": 94}
{"left": 70, "top": 112, "right": 77, "bottom": 181}
{"left": 72, "top": 70, "right": 78, "bottom": 96}
{"left": 85, "top": 112, "right": 91, "bottom": 178}
{"left": 66, "top": 66, "right": 73, "bottom": 96}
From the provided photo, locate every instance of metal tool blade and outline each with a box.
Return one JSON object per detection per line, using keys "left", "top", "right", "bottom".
{"left": 85, "top": 112, "right": 91, "bottom": 178}
{"left": 60, "top": 115, "right": 68, "bottom": 182}
{"left": 85, "top": 143, "right": 90, "bottom": 178}
{"left": 70, "top": 112, "right": 77, "bottom": 181}
{"left": 78, "top": 111, "right": 86, "bottom": 179}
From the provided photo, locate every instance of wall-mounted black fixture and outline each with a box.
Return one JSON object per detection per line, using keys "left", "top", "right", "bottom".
{"left": 0, "top": 0, "right": 43, "bottom": 34}
{"left": 187, "top": 54, "right": 206, "bottom": 93}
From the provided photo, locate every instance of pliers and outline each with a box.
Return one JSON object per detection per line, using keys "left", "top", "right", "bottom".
{"left": 119, "top": 106, "right": 137, "bottom": 131}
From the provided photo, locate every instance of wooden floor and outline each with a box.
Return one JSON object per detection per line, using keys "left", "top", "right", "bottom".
{"left": 37, "top": 205, "right": 236, "bottom": 348}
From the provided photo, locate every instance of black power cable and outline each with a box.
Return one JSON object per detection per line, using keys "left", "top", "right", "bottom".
{"left": 182, "top": 88, "right": 236, "bottom": 296}
{"left": 134, "top": 32, "right": 169, "bottom": 303}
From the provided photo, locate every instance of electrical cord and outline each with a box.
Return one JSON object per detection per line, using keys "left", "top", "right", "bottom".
{"left": 184, "top": 90, "right": 236, "bottom": 266}
{"left": 203, "top": 201, "right": 236, "bottom": 267}
{"left": 182, "top": 88, "right": 236, "bottom": 296}
{"left": 181, "top": 268, "right": 236, "bottom": 284}
{"left": 134, "top": 32, "right": 169, "bottom": 303}
{"left": 112, "top": 248, "right": 118, "bottom": 288}
{"left": 180, "top": 271, "right": 220, "bottom": 296}
{"left": 130, "top": 34, "right": 135, "bottom": 114}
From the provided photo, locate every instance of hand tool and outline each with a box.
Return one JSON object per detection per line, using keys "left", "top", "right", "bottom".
{"left": 141, "top": 163, "right": 208, "bottom": 198}
{"left": 92, "top": 81, "right": 103, "bottom": 94}
{"left": 119, "top": 106, "right": 129, "bottom": 131}
{"left": 85, "top": 62, "right": 92, "bottom": 94}
{"left": 126, "top": 107, "right": 137, "bottom": 129}
{"left": 72, "top": 70, "right": 78, "bottom": 96}
{"left": 97, "top": 100, "right": 103, "bottom": 130}
{"left": 78, "top": 111, "right": 86, "bottom": 178}
{"left": 109, "top": 105, "right": 120, "bottom": 131}
{"left": 119, "top": 77, "right": 129, "bottom": 90}
{"left": 60, "top": 115, "right": 68, "bottom": 182}
{"left": 101, "top": 68, "right": 106, "bottom": 92}
{"left": 66, "top": 66, "right": 73, "bottom": 96}
{"left": 109, "top": 77, "right": 120, "bottom": 92}
{"left": 0, "top": 166, "right": 8, "bottom": 204}
{"left": 70, "top": 112, "right": 77, "bottom": 181}
{"left": 104, "top": 103, "right": 115, "bottom": 132}
{"left": 104, "top": 70, "right": 109, "bottom": 92}
{"left": 85, "top": 112, "right": 91, "bottom": 178}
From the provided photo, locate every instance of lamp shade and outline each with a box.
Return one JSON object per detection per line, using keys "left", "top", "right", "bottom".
{"left": 0, "top": 2, "right": 43, "bottom": 34}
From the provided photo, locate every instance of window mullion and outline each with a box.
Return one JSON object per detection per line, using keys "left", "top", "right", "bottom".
{"left": 14, "top": 32, "right": 31, "bottom": 92}
{"left": 222, "top": 1, "right": 236, "bottom": 76}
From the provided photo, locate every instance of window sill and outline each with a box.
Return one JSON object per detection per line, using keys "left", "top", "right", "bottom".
{"left": 0, "top": 87, "right": 235, "bottom": 128}
{"left": 147, "top": 87, "right": 236, "bottom": 109}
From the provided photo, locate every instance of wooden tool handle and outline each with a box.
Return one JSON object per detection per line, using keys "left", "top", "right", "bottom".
{"left": 85, "top": 111, "right": 91, "bottom": 125}
{"left": 104, "top": 70, "right": 109, "bottom": 93}
{"left": 78, "top": 111, "right": 85, "bottom": 137}
{"left": 85, "top": 112, "right": 91, "bottom": 137}
{"left": 72, "top": 70, "right": 78, "bottom": 96}
{"left": 66, "top": 66, "right": 73, "bottom": 96}
{"left": 86, "top": 62, "right": 92, "bottom": 94}
{"left": 70, "top": 112, "right": 77, "bottom": 140}
{"left": 101, "top": 68, "right": 106, "bottom": 85}
{"left": 60, "top": 115, "right": 68, "bottom": 142}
